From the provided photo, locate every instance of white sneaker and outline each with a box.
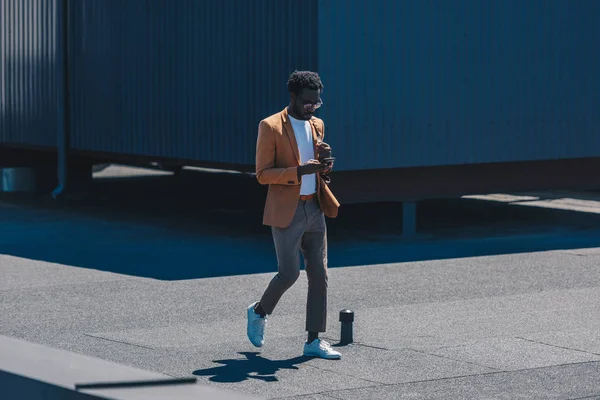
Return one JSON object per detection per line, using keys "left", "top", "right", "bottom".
{"left": 247, "top": 302, "right": 267, "bottom": 347}
{"left": 303, "top": 339, "right": 341, "bottom": 359}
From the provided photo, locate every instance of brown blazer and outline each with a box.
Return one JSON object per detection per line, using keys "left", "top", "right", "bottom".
{"left": 256, "top": 107, "right": 340, "bottom": 228}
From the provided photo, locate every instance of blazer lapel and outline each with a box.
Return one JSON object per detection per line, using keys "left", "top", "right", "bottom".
{"left": 309, "top": 119, "right": 321, "bottom": 159}
{"left": 282, "top": 108, "right": 301, "bottom": 164}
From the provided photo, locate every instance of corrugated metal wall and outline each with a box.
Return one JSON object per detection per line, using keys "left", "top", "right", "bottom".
{"left": 68, "top": 0, "right": 318, "bottom": 165}
{"left": 318, "top": 0, "right": 600, "bottom": 170}
{"left": 3, "top": 0, "right": 600, "bottom": 172}
{"left": 0, "top": 0, "right": 60, "bottom": 148}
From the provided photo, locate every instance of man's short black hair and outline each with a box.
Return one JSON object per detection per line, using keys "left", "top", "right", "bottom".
{"left": 287, "top": 70, "right": 324, "bottom": 96}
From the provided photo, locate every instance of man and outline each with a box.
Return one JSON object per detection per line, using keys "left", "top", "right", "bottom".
{"left": 247, "top": 70, "right": 341, "bottom": 359}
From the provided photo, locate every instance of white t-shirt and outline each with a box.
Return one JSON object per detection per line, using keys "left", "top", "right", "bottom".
{"left": 288, "top": 115, "right": 316, "bottom": 195}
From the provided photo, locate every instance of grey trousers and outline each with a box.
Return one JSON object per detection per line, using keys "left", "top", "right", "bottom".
{"left": 259, "top": 197, "right": 328, "bottom": 333}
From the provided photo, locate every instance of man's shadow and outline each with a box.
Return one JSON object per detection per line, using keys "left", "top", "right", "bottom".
{"left": 193, "top": 352, "right": 312, "bottom": 383}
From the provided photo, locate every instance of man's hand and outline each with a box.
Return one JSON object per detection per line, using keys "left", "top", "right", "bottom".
{"left": 316, "top": 141, "right": 332, "bottom": 160}
{"left": 321, "top": 161, "right": 333, "bottom": 184}
{"left": 298, "top": 159, "right": 327, "bottom": 179}
{"left": 322, "top": 160, "right": 334, "bottom": 174}
{"left": 317, "top": 140, "right": 333, "bottom": 175}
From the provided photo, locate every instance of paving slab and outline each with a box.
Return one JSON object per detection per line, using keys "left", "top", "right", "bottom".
{"left": 428, "top": 337, "right": 600, "bottom": 370}
{"left": 0, "top": 254, "right": 132, "bottom": 291}
{"left": 319, "top": 362, "right": 600, "bottom": 400}
{"left": 339, "top": 287, "right": 600, "bottom": 351}
{"left": 127, "top": 336, "right": 377, "bottom": 400}
{"left": 288, "top": 344, "right": 495, "bottom": 385}
{"left": 520, "top": 330, "right": 600, "bottom": 355}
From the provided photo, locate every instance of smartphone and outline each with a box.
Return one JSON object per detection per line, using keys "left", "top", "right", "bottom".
{"left": 320, "top": 157, "right": 335, "bottom": 164}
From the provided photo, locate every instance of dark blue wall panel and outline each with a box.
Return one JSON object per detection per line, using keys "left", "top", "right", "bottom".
{"left": 0, "top": 0, "right": 60, "bottom": 148}
{"left": 3, "top": 0, "right": 600, "bottom": 172}
{"left": 318, "top": 0, "right": 600, "bottom": 170}
{"left": 68, "top": 0, "right": 318, "bottom": 165}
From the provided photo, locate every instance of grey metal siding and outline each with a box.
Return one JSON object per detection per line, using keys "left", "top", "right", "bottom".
{"left": 0, "top": 0, "right": 60, "bottom": 148}
{"left": 317, "top": 0, "right": 600, "bottom": 170}
{"left": 68, "top": 0, "right": 318, "bottom": 165}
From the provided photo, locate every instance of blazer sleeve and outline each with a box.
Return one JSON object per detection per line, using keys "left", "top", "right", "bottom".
{"left": 255, "top": 120, "right": 300, "bottom": 186}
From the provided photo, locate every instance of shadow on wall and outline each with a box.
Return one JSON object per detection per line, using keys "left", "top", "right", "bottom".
{"left": 1, "top": 166, "right": 600, "bottom": 280}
